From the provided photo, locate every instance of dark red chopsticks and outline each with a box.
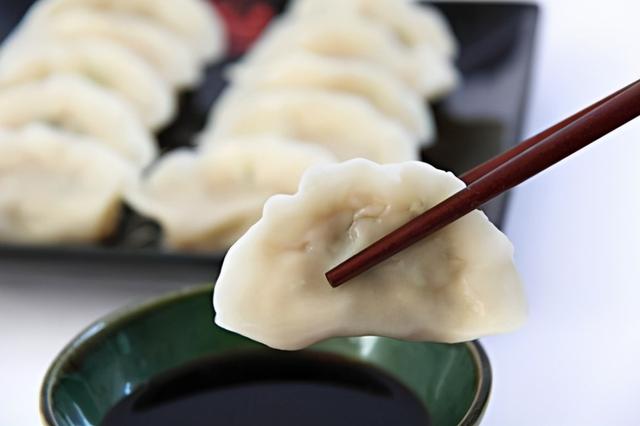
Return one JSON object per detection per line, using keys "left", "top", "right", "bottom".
{"left": 326, "top": 79, "right": 640, "bottom": 287}
{"left": 460, "top": 79, "right": 639, "bottom": 185}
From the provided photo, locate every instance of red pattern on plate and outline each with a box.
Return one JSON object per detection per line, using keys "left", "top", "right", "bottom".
{"left": 211, "top": 0, "right": 276, "bottom": 56}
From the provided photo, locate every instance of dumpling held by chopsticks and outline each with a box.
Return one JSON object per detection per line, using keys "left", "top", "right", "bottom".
{"left": 214, "top": 159, "right": 526, "bottom": 351}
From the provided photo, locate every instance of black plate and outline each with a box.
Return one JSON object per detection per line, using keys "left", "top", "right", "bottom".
{"left": 0, "top": 1, "right": 538, "bottom": 283}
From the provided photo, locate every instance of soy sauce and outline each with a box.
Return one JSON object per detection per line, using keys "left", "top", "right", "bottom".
{"left": 101, "top": 351, "right": 431, "bottom": 426}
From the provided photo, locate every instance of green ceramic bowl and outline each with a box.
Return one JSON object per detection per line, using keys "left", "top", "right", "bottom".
{"left": 41, "top": 285, "right": 492, "bottom": 426}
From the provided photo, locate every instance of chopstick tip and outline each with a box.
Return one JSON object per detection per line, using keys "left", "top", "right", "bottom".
{"left": 325, "top": 268, "right": 344, "bottom": 288}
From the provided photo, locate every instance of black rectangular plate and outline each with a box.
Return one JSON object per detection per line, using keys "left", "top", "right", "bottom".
{"left": 0, "top": 1, "right": 538, "bottom": 284}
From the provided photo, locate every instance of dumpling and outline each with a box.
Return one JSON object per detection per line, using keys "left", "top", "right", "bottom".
{"left": 12, "top": 8, "right": 201, "bottom": 88}
{"left": 28, "top": 0, "right": 226, "bottom": 62}
{"left": 224, "top": 52, "right": 434, "bottom": 142}
{"left": 0, "top": 125, "right": 135, "bottom": 244}
{"left": 0, "top": 39, "right": 174, "bottom": 130}
{"left": 411, "top": 43, "right": 460, "bottom": 100}
{"left": 203, "top": 89, "right": 418, "bottom": 163}
{"left": 290, "top": 0, "right": 458, "bottom": 58}
{"left": 214, "top": 159, "right": 526, "bottom": 351}
{"left": 0, "top": 74, "right": 157, "bottom": 168}
{"left": 126, "top": 137, "right": 336, "bottom": 252}
{"left": 231, "top": 14, "right": 459, "bottom": 99}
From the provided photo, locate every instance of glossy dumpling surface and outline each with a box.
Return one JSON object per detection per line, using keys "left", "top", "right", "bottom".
{"left": 0, "top": 125, "right": 135, "bottom": 244}
{"left": 214, "top": 159, "right": 526, "bottom": 350}
{"left": 126, "top": 137, "right": 336, "bottom": 252}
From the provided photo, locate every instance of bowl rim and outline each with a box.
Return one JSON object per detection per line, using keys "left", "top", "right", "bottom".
{"left": 40, "top": 284, "right": 492, "bottom": 426}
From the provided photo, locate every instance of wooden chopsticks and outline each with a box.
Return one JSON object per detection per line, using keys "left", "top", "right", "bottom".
{"left": 460, "top": 79, "right": 639, "bottom": 185}
{"left": 326, "top": 79, "right": 640, "bottom": 287}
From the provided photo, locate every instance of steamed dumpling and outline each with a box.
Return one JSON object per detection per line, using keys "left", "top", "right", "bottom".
{"left": 13, "top": 8, "right": 201, "bottom": 88}
{"left": 126, "top": 137, "right": 336, "bottom": 252}
{"left": 0, "top": 125, "right": 135, "bottom": 244}
{"left": 224, "top": 52, "right": 434, "bottom": 142}
{"left": 203, "top": 89, "right": 418, "bottom": 163}
{"left": 291, "top": 0, "right": 458, "bottom": 58}
{"left": 28, "top": 0, "right": 226, "bottom": 62}
{"left": 231, "top": 14, "right": 459, "bottom": 99}
{"left": 0, "top": 74, "right": 156, "bottom": 168}
{"left": 214, "top": 159, "right": 526, "bottom": 350}
{"left": 0, "top": 39, "right": 174, "bottom": 129}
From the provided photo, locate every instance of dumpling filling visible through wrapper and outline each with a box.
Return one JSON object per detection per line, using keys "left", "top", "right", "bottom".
{"left": 214, "top": 159, "right": 526, "bottom": 351}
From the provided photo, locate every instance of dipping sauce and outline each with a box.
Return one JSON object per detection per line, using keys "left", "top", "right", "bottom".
{"left": 101, "top": 351, "right": 431, "bottom": 426}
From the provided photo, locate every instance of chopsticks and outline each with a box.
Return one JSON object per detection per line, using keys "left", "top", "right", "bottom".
{"left": 326, "top": 79, "right": 640, "bottom": 287}
{"left": 460, "top": 79, "right": 639, "bottom": 184}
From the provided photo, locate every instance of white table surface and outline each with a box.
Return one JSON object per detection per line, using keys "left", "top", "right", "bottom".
{"left": 2, "top": 1, "right": 640, "bottom": 425}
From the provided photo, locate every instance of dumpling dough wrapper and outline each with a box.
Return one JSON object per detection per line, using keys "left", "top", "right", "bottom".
{"left": 28, "top": 0, "right": 226, "bottom": 63}
{"left": 214, "top": 159, "right": 526, "bottom": 350}
{"left": 291, "top": 0, "right": 458, "bottom": 58}
{"left": 126, "top": 137, "right": 336, "bottom": 252}
{"left": 220, "top": 52, "right": 434, "bottom": 143}
{"left": 9, "top": 7, "right": 202, "bottom": 88}
{"left": 203, "top": 89, "right": 419, "bottom": 164}
{"left": 0, "top": 125, "right": 135, "bottom": 244}
{"left": 0, "top": 74, "right": 157, "bottom": 169}
{"left": 231, "top": 13, "right": 459, "bottom": 99}
{"left": 0, "top": 39, "right": 174, "bottom": 130}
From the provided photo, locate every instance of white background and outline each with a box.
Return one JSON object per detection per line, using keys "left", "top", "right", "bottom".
{"left": 482, "top": 0, "right": 640, "bottom": 424}
{"left": 2, "top": 0, "right": 640, "bottom": 424}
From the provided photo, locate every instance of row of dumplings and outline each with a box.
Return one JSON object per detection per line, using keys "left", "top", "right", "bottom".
{"left": 0, "top": 0, "right": 225, "bottom": 244}
{"left": 129, "top": 0, "right": 460, "bottom": 252}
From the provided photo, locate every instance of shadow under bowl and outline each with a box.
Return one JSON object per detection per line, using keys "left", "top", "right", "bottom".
{"left": 41, "top": 285, "right": 492, "bottom": 426}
